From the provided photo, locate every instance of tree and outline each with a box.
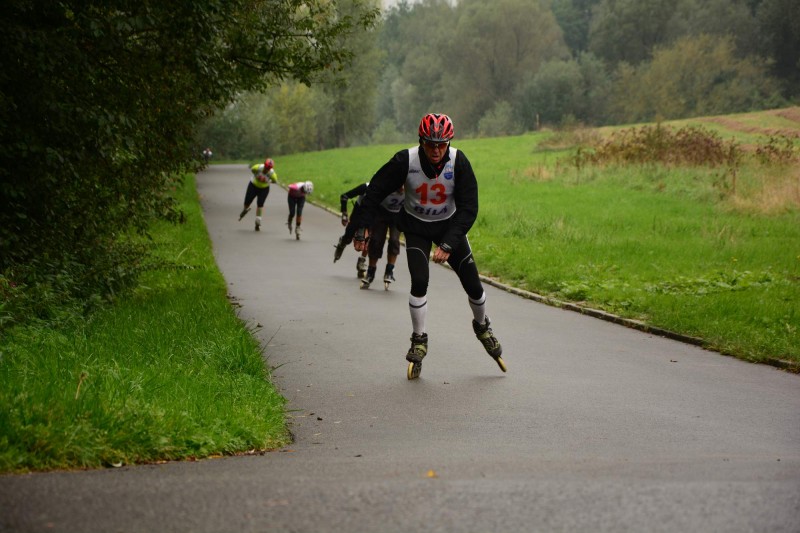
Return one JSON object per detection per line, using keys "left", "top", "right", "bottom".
{"left": 444, "top": 0, "right": 569, "bottom": 132}
{"left": 515, "top": 59, "right": 584, "bottom": 128}
{"left": 608, "top": 34, "right": 783, "bottom": 123}
{"left": 0, "top": 0, "right": 378, "bottom": 328}
{"left": 478, "top": 101, "right": 524, "bottom": 137}
{"left": 588, "top": 0, "right": 682, "bottom": 65}
{"left": 756, "top": 0, "right": 800, "bottom": 98}
{"left": 552, "top": 0, "right": 603, "bottom": 54}
{"left": 317, "top": 1, "right": 383, "bottom": 148}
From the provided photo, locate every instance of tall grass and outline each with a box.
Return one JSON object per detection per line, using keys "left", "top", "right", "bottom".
{"left": 0, "top": 175, "right": 289, "bottom": 473}
{"left": 279, "top": 112, "right": 800, "bottom": 366}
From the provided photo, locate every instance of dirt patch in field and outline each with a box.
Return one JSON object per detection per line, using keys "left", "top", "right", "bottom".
{"left": 700, "top": 107, "right": 800, "bottom": 138}
{"left": 775, "top": 107, "right": 800, "bottom": 124}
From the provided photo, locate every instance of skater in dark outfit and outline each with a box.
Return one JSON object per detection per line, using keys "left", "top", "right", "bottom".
{"left": 334, "top": 183, "right": 404, "bottom": 289}
{"left": 363, "top": 184, "right": 403, "bottom": 290}
{"left": 352, "top": 113, "right": 506, "bottom": 379}
{"left": 334, "top": 183, "right": 370, "bottom": 279}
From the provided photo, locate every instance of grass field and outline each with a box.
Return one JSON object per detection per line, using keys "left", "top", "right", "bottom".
{"left": 278, "top": 108, "right": 800, "bottom": 367}
{"left": 0, "top": 175, "right": 289, "bottom": 473}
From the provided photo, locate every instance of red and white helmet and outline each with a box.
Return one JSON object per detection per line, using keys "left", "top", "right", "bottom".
{"left": 418, "top": 113, "right": 454, "bottom": 143}
{"left": 264, "top": 158, "right": 274, "bottom": 170}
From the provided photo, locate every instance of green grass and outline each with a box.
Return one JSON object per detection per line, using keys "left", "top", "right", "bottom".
{"left": 278, "top": 111, "right": 800, "bottom": 367}
{"left": 0, "top": 175, "right": 289, "bottom": 473}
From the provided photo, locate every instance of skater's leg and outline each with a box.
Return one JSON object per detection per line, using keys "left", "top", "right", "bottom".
{"left": 356, "top": 251, "right": 367, "bottom": 278}
{"left": 254, "top": 188, "right": 269, "bottom": 230}
{"left": 255, "top": 187, "right": 269, "bottom": 216}
{"left": 294, "top": 198, "right": 306, "bottom": 238}
{"left": 405, "top": 232, "right": 433, "bottom": 334}
{"left": 361, "top": 259, "right": 378, "bottom": 289}
{"left": 383, "top": 259, "right": 396, "bottom": 288}
{"left": 384, "top": 226, "right": 400, "bottom": 287}
{"left": 468, "top": 291, "right": 487, "bottom": 325}
{"left": 240, "top": 183, "right": 259, "bottom": 220}
{"left": 286, "top": 196, "right": 296, "bottom": 233}
{"left": 446, "top": 237, "right": 505, "bottom": 370}
{"left": 409, "top": 294, "right": 427, "bottom": 336}
{"left": 405, "top": 232, "right": 432, "bottom": 299}
{"left": 404, "top": 232, "right": 434, "bottom": 379}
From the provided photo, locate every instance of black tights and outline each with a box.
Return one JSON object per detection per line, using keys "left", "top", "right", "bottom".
{"left": 404, "top": 232, "right": 483, "bottom": 300}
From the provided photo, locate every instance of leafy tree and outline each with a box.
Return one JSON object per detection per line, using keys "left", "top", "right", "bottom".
{"left": 669, "top": 0, "right": 759, "bottom": 56}
{"left": 444, "top": 0, "right": 569, "bottom": 132}
{"left": 575, "top": 52, "right": 613, "bottom": 124}
{"left": 387, "top": 0, "right": 456, "bottom": 133}
{"left": 608, "top": 34, "right": 783, "bottom": 123}
{"left": 515, "top": 59, "right": 584, "bottom": 128}
{"left": 756, "top": 0, "right": 800, "bottom": 98}
{"left": 552, "top": 0, "right": 603, "bottom": 54}
{"left": 0, "top": 0, "right": 378, "bottom": 328}
{"left": 588, "top": 0, "right": 682, "bottom": 65}
{"left": 317, "top": 1, "right": 383, "bottom": 148}
{"left": 478, "top": 101, "right": 524, "bottom": 137}
{"left": 269, "top": 83, "right": 322, "bottom": 155}
{"left": 371, "top": 118, "right": 406, "bottom": 144}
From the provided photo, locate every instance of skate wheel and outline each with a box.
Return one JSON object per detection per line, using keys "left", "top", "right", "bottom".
{"left": 407, "top": 361, "right": 421, "bottom": 380}
{"left": 494, "top": 356, "right": 507, "bottom": 373}
{"left": 384, "top": 282, "right": 390, "bottom": 291}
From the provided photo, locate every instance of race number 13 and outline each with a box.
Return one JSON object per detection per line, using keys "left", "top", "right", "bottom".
{"left": 415, "top": 183, "right": 447, "bottom": 205}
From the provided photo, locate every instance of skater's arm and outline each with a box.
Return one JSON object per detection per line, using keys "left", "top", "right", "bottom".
{"left": 351, "top": 151, "right": 408, "bottom": 229}
{"left": 439, "top": 150, "right": 478, "bottom": 250}
{"left": 340, "top": 183, "right": 368, "bottom": 213}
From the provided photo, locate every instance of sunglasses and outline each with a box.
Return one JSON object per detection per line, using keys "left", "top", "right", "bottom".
{"left": 422, "top": 140, "right": 449, "bottom": 149}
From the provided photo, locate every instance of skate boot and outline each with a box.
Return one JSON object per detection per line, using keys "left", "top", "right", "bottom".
{"left": 287, "top": 219, "right": 293, "bottom": 234}
{"left": 295, "top": 225, "right": 302, "bottom": 240}
{"left": 356, "top": 256, "right": 367, "bottom": 279}
{"left": 360, "top": 274, "right": 374, "bottom": 290}
{"left": 254, "top": 216, "right": 261, "bottom": 231}
{"left": 472, "top": 317, "right": 507, "bottom": 372}
{"left": 333, "top": 237, "right": 346, "bottom": 263}
{"left": 406, "top": 332, "right": 428, "bottom": 380}
{"left": 383, "top": 271, "right": 396, "bottom": 290}
{"left": 361, "top": 266, "right": 376, "bottom": 289}
{"left": 238, "top": 207, "right": 251, "bottom": 220}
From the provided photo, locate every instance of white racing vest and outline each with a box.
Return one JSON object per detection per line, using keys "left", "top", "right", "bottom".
{"left": 404, "top": 145, "right": 457, "bottom": 222}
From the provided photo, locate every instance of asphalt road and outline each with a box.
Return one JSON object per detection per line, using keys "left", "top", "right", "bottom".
{"left": 2, "top": 164, "right": 799, "bottom": 532}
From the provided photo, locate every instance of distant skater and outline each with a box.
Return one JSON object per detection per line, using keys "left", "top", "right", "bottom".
{"left": 239, "top": 158, "right": 278, "bottom": 231}
{"left": 286, "top": 181, "right": 314, "bottom": 240}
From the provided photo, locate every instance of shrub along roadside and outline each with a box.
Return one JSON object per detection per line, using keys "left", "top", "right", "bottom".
{"left": 0, "top": 175, "right": 289, "bottom": 473}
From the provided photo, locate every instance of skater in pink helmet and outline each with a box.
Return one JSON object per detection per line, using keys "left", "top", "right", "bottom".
{"left": 352, "top": 113, "right": 506, "bottom": 379}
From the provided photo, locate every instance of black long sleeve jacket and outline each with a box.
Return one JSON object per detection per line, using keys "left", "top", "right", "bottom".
{"left": 353, "top": 145, "right": 479, "bottom": 251}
